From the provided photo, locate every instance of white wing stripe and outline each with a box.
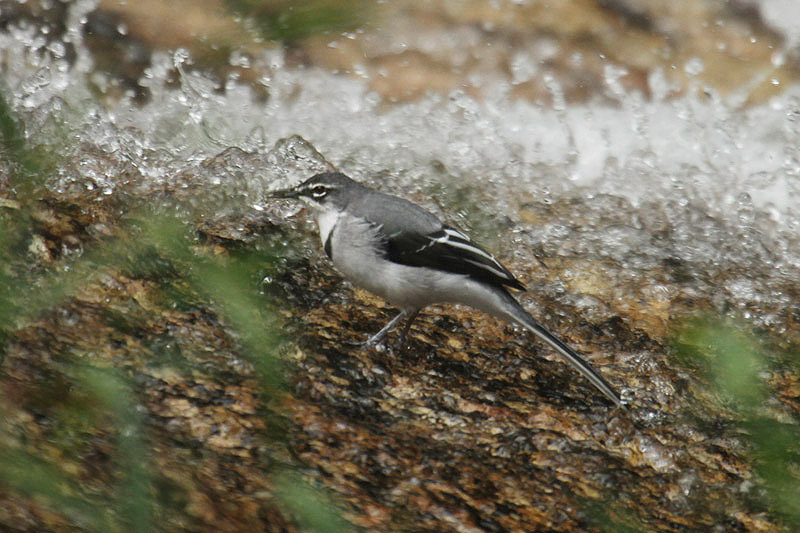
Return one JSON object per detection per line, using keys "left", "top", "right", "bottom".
{"left": 462, "top": 258, "right": 513, "bottom": 280}
{"left": 441, "top": 237, "right": 499, "bottom": 263}
{"left": 444, "top": 227, "right": 471, "bottom": 241}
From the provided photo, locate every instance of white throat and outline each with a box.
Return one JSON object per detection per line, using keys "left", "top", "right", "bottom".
{"left": 316, "top": 208, "right": 340, "bottom": 247}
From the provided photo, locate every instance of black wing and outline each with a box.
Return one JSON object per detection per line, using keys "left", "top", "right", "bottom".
{"left": 346, "top": 188, "right": 525, "bottom": 291}
{"left": 383, "top": 224, "right": 526, "bottom": 291}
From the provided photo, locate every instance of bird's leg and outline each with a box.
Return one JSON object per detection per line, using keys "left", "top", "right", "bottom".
{"left": 392, "top": 309, "right": 421, "bottom": 350}
{"left": 363, "top": 310, "right": 408, "bottom": 347}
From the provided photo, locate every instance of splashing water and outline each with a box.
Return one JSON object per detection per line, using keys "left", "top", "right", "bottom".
{"left": 2, "top": 0, "right": 800, "bottom": 339}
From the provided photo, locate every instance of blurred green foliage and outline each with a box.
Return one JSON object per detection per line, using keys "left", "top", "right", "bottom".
{"left": 276, "top": 470, "right": 352, "bottom": 533}
{"left": 584, "top": 499, "right": 645, "bottom": 533}
{"left": 0, "top": 87, "right": 350, "bottom": 531}
{"left": 224, "top": 0, "right": 373, "bottom": 42}
{"left": 587, "top": 318, "right": 800, "bottom": 532}
{"left": 674, "top": 318, "right": 800, "bottom": 529}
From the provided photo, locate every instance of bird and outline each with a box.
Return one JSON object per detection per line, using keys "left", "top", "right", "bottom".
{"left": 270, "top": 172, "right": 623, "bottom": 407}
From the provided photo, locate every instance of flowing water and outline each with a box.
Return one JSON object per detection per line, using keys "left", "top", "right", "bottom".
{"left": 5, "top": 1, "right": 800, "bottom": 335}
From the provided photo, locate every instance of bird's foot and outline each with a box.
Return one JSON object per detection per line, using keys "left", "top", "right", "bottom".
{"left": 361, "top": 331, "right": 389, "bottom": 350}
{"left": 361, "top": 339, "right": 394, "bottom": 354}
{"left": 360, "top": 332, "right": 410, "bottom": 354}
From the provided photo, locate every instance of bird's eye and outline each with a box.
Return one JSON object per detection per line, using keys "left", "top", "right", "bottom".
{"left": 310, "top": 185, "right": 327, "bottom": 198}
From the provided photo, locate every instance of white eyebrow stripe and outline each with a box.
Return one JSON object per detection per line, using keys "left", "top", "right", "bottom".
{"left": 302, "top": 183, "right": 337, "bottom": 193}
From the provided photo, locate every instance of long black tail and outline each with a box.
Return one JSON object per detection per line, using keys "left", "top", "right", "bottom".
{"left": 498, "top": 292, "right": 623, "bottom": 407}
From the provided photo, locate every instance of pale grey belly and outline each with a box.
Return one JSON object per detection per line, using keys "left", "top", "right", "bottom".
{"left": 328, "top": 215, "right": 511, "bottom": 317}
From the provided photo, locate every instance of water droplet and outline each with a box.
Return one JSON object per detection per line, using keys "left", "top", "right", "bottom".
{"left": 684, "top": 57, "right": 705, "bottom": 76}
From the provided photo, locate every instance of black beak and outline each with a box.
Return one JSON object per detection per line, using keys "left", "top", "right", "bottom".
{"left": 268, "top": 186, "right": 300, "bottom": 199}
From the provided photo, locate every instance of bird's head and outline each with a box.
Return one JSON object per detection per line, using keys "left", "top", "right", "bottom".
{"left": 269, "top": 172, "right": 361, "bottom": 210}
